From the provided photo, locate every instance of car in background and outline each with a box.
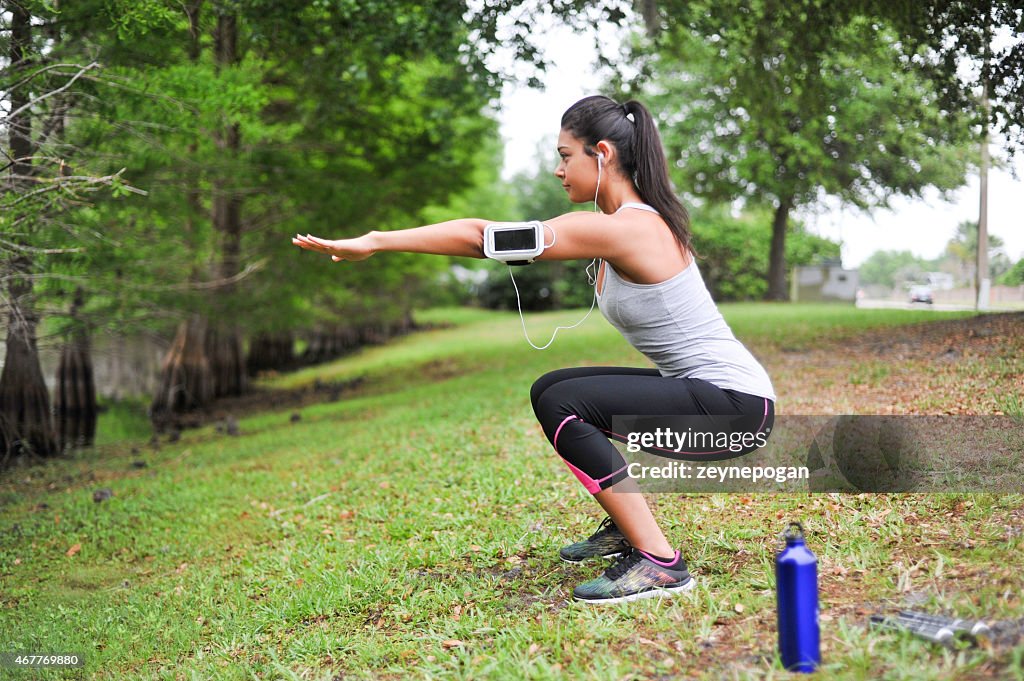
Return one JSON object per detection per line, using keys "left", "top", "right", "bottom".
{"left": 909, "top": 285, "right": 934, "bottom": 304}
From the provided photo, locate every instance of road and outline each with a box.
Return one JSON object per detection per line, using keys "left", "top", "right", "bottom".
{"left": 855, "top": 299, "right": 1024, "bottom": 312}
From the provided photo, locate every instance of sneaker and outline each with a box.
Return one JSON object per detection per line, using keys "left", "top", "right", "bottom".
{"left": 572, "top": 547, "right": 696, "bottom": 604}
{"left": 559, "top": 516, "right": 629, "bottom": 563}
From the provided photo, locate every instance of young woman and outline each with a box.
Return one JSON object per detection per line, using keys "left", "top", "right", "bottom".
{"left": 293, "top": 95, "right": 775, "bottom": 605}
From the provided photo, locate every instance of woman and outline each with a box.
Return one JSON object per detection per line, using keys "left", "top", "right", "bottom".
{"left": 293, "top": 95, "right": 775, "bottom": 605}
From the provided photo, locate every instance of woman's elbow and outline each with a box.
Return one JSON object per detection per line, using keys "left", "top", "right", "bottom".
{"left": 465, "top": 220, "right": 486, "bottom": 258}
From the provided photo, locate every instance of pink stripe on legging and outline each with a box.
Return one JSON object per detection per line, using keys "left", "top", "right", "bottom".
{"left": 554, "top": 414, "right": 629, "bottom": 494}
{"left": 561, "top": 458, "right": 601, "bottom": 494}
{"left": 552, "top": 414, "right": 578, "bottom": 453}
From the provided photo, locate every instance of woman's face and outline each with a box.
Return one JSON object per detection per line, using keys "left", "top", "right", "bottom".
{"left": 553, "top": 129, "right": 599, "bottom": 204}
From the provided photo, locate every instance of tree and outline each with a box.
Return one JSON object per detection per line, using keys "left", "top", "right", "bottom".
{"left": 629, "top": 1, "right": 974, "bottom": 299}
{"left": 857, "top": 250, "right": 932, "bottom": 289}
{"left": 867, "top": 2, "right": 1024, "bottom": 157}
{"left": 3, "top": 0, "right": 532, "bottom": 456}
{"left": 1, "top": 0, "right": 141, "bottom": 459}
{"left": 999, "top": 258, "right": 1024, "bottom": 287}
{"left": 33, "top": 1, "right": 510, "bottom": 429}
{"left": 942, "top": 220, "right": 1012, "bottom": 286}
{"left": 559, "top": 1, "right": 1024, "bottom": 154}
{"left": 690, "top": 207, "right": 840, "bottom": 301}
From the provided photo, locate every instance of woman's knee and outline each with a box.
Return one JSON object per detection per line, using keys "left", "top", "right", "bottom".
{"left": 533, "top": 385, "right": 579, "bottom": 439}
{"left": 530, "top": 368, "right": 573, "bottom": 411}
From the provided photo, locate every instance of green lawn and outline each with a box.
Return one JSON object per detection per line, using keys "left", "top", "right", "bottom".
{"left": 1, "top": 304, "right": 1021, "bottom": 680}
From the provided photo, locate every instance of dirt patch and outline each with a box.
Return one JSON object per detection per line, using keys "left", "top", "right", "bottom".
{"left": 146, "top": 375, "right": 368, "bottom": 437}
{"left": 766, "top": 311, "right": 1024, "bottom": 414}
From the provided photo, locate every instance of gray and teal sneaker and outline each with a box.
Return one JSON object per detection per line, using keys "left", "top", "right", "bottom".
{"left": 559, "top": 516, "right": 629, "bottom": 563}
{"left": 572, "top": 547, "right": 695, "bottom": 604}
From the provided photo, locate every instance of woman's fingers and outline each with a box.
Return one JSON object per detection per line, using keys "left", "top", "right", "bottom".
{"left": 293, "top": 234, "right": 333, "bottom": 255}
{"left": 293, "top": 234, "right": 352, "bottom": 262}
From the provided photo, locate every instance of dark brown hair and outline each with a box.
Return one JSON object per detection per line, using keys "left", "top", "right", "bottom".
{"left": 560, "top": 95, "right": 692, "bottom": 253}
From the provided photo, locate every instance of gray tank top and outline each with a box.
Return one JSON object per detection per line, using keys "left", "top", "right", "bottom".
{"left": 596, "top": 203, "right": 776, "bottom": 400}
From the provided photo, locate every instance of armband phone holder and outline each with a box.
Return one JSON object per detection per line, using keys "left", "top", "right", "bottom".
{"left": 483, "top": 221, "right": 549, "bottom": 265}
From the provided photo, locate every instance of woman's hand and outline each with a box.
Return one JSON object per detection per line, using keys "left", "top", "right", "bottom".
{"left": 291, "top": 233, "right": 376, "bottom": 262}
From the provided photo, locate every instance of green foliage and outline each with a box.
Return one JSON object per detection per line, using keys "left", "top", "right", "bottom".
{"left": 857, "top": 250, "right": 932, "bottom": 289}
{"left": 944, "top": 220, "right": 1013, "bottom": 283}
{"left": 10, "top": 1, "right": 514, "bottom": 345}
{"left": 693, "top": 208, "right": 840, "bottom": 301}
{"left": 864, "top": 2, "right": 1024, "bottom": 156}
{"left": 101, "top": 0, "right": 180, "bottom": 39}
{"left": 594, "top": 1, "right": 976, "bottom": 298}
{"left": 639, "top": 6, "right": 974, "bottom": 212}
{"left": 999, "top": 258, "right": 1024, "bottom": 286}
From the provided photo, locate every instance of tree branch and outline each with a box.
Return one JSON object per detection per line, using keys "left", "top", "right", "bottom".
{"left": 4, "top": 62, "right": 101, "bottom": 121}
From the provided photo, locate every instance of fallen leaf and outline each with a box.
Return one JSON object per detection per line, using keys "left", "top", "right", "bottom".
{"left": 66, "top": 543, "right": 81, "bottom": 557}
{"left": 442, "top": 639, "right": 464, "bottom": 649}
{"left": 734, "top": 603, "right": 745, "bottom": 613}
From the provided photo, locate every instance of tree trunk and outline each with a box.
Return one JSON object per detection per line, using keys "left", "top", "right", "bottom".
{"left": 0, "top": 257, "right": 59, "bottom": 459}
{"left": 150, "top": 314, "right": 214, "bottom": 431}
{"left": 209, "top": 10, "right": 247, "bottom": 398}
{"left": 766, "top": 196, "right": 793, "bottom": 301}
{"left": 247, "top": 332, "right": 294, "bottom": 375}
{"left": 206, "top": 325, "right": 245, "bottom": 398}
{"left": 55, "top": 290, "right": 97, "bottom": 450}
{"left": 0, "top": 2, "right": 59, "bottom": 461}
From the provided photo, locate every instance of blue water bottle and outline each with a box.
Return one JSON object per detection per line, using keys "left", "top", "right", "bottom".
{"left": 776, "top": 521, "right": 820, "bottom": 673}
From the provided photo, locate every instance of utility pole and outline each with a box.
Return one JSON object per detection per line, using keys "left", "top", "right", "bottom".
{"left": 976, "top": 8, "right": 992, "bottom": 312}
{"left": 977, "top": 95, "right": 990, "bottom": 311}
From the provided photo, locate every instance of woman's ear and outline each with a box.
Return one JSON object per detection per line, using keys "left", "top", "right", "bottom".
{"left": 595, "top": 140, "right": 615, "bottom": 167}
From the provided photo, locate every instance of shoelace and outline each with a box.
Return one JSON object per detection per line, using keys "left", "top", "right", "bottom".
{"left": 587, "top": 516, "right": 617, "bottom": 541}
{"left": 604, "top": 548, "right": 644, "bottom": 581}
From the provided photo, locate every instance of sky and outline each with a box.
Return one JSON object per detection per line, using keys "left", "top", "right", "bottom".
{"left": 496, "top": 21, "right": 1023, "bottom": 269}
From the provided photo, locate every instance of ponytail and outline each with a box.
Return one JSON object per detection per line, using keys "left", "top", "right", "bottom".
{"left": 561, "top": 95, "right": 693, "bottom": 254}
{"left": 622, "top": 100, "right": 693, "bottom": 255}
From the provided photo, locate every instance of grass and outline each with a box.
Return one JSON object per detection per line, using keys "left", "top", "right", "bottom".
{"left": 996, "top": 393, "right": 1024, "bottom": 421}
{"left": 1, "top": 303, "right": 1021, "bottom": 680}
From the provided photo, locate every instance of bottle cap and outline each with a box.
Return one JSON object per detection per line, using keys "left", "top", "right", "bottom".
{"left": 781, "top": 521, "right": 806, "bottom": 545}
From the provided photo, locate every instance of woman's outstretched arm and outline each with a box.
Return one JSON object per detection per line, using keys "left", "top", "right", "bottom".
{"left": 292, "top": 211, "right": 640, "bottom": 263}
{"left": 292, "top": 218, "right": 488, "bottom": 262}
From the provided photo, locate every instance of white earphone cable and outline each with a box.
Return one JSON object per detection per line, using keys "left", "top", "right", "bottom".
{"left": 508, "top": 270, "right": 597, "bottom": 350}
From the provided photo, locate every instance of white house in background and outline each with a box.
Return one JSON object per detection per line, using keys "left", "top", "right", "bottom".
{"left": 791, "top": 259, "right": 859, "bottom": 302}
{"left": 925, "top": 271, "right": 955, "bottom": 291}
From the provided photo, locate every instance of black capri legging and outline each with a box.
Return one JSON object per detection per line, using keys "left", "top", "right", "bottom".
{"left": 531, "top": 367, "right": 774, "bottom": 494}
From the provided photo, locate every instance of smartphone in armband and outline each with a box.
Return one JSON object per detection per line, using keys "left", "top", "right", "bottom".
{"left": 483, "top": 221, "right": 549, "bottom": 265}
